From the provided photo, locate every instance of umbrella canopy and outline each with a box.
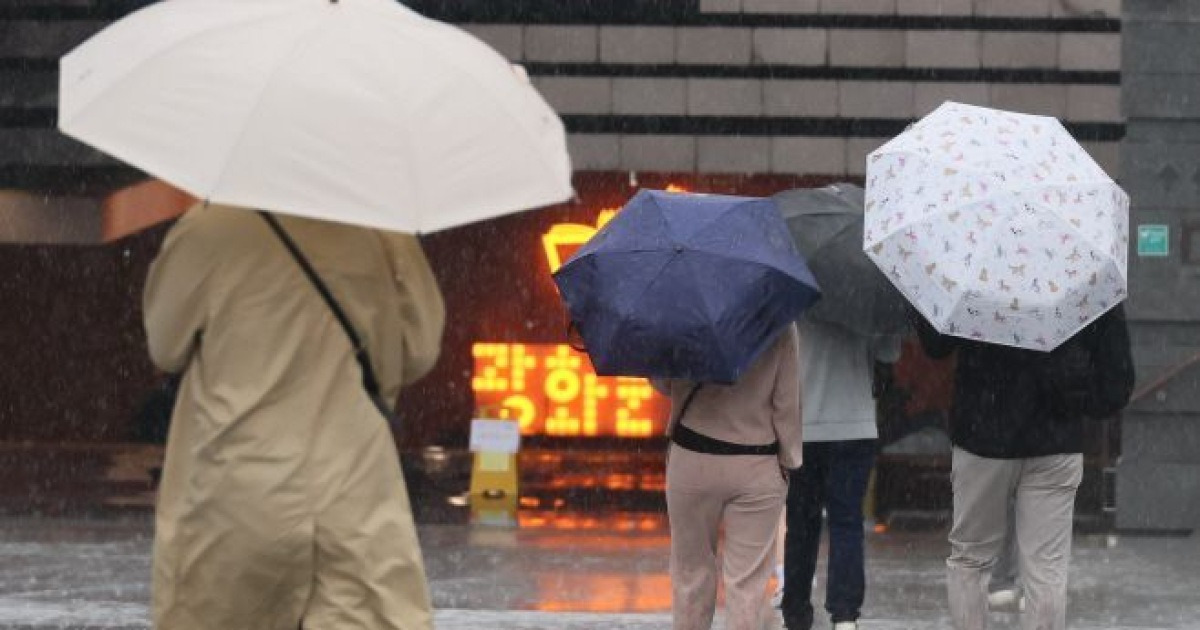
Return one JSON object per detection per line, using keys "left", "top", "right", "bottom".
{"left": 58, "top": 0, "right": 572, "bottom": 233}
{"left": 864, "top": 101, "right": 1129, "bottom": 351}
{"left": 773, "top": 183, "right": 908, "bottom": 336}
{"left": 553, "top": 189, "right": 821, "bottom": 384}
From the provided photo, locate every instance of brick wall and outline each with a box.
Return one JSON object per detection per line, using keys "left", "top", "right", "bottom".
{"left": 1116, "top": 0, "right": 1200, "bottom": 532}
{"left": 0, "top": 0, "right": 1132, "bottom": 515}
{"left": 0, "top": 0, "right": 1124, "bottom": 200}
{"left": 446, "top": 0, "right": 1124, "bottom": 177}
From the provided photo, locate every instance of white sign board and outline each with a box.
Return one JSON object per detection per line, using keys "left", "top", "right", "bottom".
{"left": 469, "top": 418, "right": 521, "bottom": 454}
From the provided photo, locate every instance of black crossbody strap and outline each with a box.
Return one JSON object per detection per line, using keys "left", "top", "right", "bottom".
{"left": 672, "top": 423, "right": 780, "bottom": 456}
{"left": 259, "top": 212, "right": 393, "bottom": 420}
{"left": 666, "top": 383, "right": 703, "bottom": 438}
{"left": 665, "top": 383, "right": 779, "bottom": 455}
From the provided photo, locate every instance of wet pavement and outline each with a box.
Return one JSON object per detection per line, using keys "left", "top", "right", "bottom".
{"left": 1, "top": 513, "right": 1198, "bottom": 629}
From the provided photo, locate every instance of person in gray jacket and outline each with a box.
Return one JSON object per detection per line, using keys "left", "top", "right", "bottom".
{"left": 780, "top": 319, "right": 901, "bottom": 630}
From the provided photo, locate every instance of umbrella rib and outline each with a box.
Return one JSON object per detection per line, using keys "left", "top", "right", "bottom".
{"left": 350, "top": 12, "right": 547, "bottom": 231}
{"left": 805, "top": 218, "right": 860, "bottom": 261}
{"left": 679, "top": 249, "right": 745, "bottom": 373}
{"left": 682, "top": 253, "right": 817, "bottom": 378}
{"left": 875, "top": 149, "right": 1115, "bottom": 236}
{"left": 688, "top": 203, "right": 813, "bottom": 274}
{"left": 605, "top": 250, "right": 683, "bottom": 367}
{"left": 380, "top": 17, "right": 569, "bottom": 200}
{"left": 674, "top": 247, "right": 797, "bottom": 278}
{"left": 1026, "top": 182, "right": 1125, "bottom": 259}
{"left": 206, "top": 17, "right": 330, "bottom": 201}
{"left": 60, "top": 9, "right": 294, "bottom": 130}
{"left": 688, "top": 200, "right": 746, "bottom": 243}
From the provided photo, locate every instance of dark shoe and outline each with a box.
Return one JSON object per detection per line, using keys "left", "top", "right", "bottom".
{"left": 782, "top": 609, "right": 813, "bottom": 630}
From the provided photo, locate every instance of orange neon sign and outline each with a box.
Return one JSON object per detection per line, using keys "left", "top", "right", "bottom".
{"left": 541, "top": 183, "right": 689, "bottom": 275}
{"left": 472, "top": 343, "right": 670, "bottom": 437}
{"left": 542, "top": 208, "right": 616, "bottom": 275}
{"left": 470, "top": 186, "right": 695, "bottom": 438}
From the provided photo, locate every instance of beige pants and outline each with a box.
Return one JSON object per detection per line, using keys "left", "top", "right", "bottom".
{"left": 666, "top": 445, "right": 787, "bottom": 630}
{"left": 947, "top": 447, "right": 1083, "bottom": 630}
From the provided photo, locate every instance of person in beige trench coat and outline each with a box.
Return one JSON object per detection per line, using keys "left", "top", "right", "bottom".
{"left": 657, "top": 324, "right": 804, "bottom": 630}
{"left": 143, "top": 203, "right": 445, "bottom": 630}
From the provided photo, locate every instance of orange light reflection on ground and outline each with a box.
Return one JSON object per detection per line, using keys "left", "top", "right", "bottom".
{"left": 534, "top": 573, "right": 672, "bottom": 612}
{"left": 517, "top": 511, "right": 668, "bottom": 536}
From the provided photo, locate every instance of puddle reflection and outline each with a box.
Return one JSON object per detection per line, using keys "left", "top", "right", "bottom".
{"left": 532, "top": 573, "right": 672, "bottom": 612}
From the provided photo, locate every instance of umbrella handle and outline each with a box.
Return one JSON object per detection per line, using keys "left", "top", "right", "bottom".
{"left": 566, "top": 320, "right": 587, "bottom": 353}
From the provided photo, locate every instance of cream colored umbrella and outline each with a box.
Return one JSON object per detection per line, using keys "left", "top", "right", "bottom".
{"left": 59, "top": 0, "right": 573, "bottom": 233}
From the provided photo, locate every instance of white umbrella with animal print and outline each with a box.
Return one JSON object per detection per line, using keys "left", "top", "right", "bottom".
{"left": 863, "top": 101, "right": 1128, "bottom": 351}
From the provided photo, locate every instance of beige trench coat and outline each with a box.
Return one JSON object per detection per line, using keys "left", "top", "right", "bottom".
{"left": 144, "top": 204, "right": 445, "bottom": 630}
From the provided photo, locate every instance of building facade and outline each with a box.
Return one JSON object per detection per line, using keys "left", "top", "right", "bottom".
{"left": 7, "top": 0, "right": 1190, "bottom": 531}
{"left": 1115, "top": 0, "right": 1200, "bottom": 531}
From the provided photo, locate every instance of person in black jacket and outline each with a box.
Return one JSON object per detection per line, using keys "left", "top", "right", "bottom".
{"left": 912, "top": 304, "right": 1134, "bottom": 630}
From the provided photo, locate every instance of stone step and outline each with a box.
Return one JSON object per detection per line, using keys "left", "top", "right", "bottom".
{"left": 0, "top": 442, "right": 160, "bottom": 515}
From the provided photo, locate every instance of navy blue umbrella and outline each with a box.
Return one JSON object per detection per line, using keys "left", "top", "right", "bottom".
{"left": 553, "top": 189, "right": 821, "bottom": 384}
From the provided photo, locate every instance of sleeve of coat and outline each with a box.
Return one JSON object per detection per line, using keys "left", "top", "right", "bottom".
{"left": 909, "top": 304, "right": 957, "bottom": 359}
{"left": 1092, "top": 303, "right": 1135, "bottom": 416}
{"left": 381, "top": 232, "right": 446, "bottom": 386}
{"left": 143, "top": 210, "right": 215, "bottom": 374}
{"left": 771, "top": 324, "right": 803, "bottom": 470}
{"left": 870, "top": 333, "right": 903, "bottom": 364}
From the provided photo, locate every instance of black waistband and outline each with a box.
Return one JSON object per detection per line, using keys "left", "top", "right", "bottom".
{"left": 671, "top": 423, "right": 780, "bottom": 456}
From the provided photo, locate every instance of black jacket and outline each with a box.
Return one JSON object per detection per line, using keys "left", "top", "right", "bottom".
{"left": 913, "top": 305, "right": 1135, "bottom": 459}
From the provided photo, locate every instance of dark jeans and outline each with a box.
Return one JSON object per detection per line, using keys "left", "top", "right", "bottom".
{"left": 781, "top": 439, "right": 876, "bottom": 628}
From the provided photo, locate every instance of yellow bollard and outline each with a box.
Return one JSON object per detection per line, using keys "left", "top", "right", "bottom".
{"left": 469, "top": 451, "right": 518, "bottom": 526}
{"left": 467, "top": 418, "right": 520, "bottom": 526}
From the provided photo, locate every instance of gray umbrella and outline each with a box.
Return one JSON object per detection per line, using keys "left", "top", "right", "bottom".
{"left": 772, "top": 183, "right": 909, "bottom": 336}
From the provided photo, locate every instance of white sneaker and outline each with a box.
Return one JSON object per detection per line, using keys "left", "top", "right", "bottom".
{"left": 832, "top": 622, "right": 858, "bottom": 630}
{"left": 771, "top": 564, "right": 784, "bottom": 608}
{"left": 987, "top": 588, "right": 1025, "bottom": 612}
{"left": 770, "top": 584, "right": 784, "bottom": 609}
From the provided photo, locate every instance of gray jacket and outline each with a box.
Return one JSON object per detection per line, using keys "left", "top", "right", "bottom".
{"left": 798, "top": 319, "right": 901, "bottom": 442}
